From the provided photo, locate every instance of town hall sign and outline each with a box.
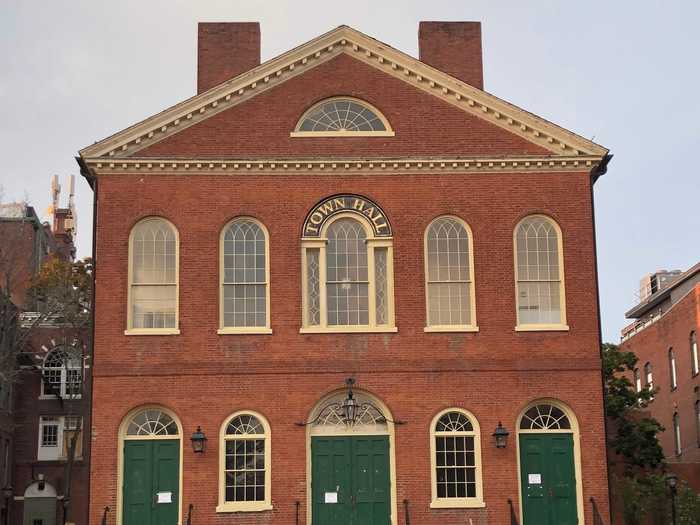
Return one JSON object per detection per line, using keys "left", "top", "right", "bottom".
{"left": 302, "top": 194, "right": 393, "bottom": 238}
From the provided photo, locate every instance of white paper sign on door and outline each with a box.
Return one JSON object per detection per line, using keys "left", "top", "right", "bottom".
{"left": 528, "top": 474, "right": 542, "bottom": 485}
{"left": 324, "top": 492, "right": 338, "bottom": 504}
{"left": 156, "top": 492, "right": 172, "bottom": 504}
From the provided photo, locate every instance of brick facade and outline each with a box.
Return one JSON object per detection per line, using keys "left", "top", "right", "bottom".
{"left": 81, "top": 23, "right": 610, "bottom": 525}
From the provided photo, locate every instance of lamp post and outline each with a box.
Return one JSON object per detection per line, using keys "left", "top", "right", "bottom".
{"left": 341, "top": 378, "right": 358, "bottom": 424}
{"left": 666, "top": 472, "right": 677, "bottom": 525}
{"left": 190, "top": 427, "right": 207, "bottom": 454}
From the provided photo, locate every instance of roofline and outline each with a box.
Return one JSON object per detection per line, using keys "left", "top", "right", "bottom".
{"left": 625, "top": 261, "right": 700, "bottom": 318}
{"left": 78, "top": 24, "right": 609, "bottom": 161}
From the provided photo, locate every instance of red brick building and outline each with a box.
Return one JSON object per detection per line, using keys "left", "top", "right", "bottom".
{"left": 621, "top": 264, "right": 700, "bottom": 489}
{"left": 78, "top": 22, "right": 612, "bottom": 525}
{"left": 0, "top": 178, "right": 90, "bottom": 525}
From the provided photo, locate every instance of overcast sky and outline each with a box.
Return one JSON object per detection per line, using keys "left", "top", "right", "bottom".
{"left": 2, "top": 0, "right": 698, "bottom": 342}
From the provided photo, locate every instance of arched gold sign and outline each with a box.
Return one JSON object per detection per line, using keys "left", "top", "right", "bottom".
{"left": 302, "top": 194, "right": 392, "bottom": 238}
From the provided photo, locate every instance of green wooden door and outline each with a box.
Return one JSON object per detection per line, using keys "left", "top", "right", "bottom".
{"left": 519, "top": 434, "right": 577, "bottom": 525}
{"left": 123, "top": 440, "right": 179, "bottom": 525}
{"left": 312, "top": 436, "right": 390, "bottom": 525}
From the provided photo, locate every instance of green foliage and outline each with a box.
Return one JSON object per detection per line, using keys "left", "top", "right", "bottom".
{"left": 602, "top": 343, "right": 665, "bottom": 471}
{"left": 616, "top": 474, "right": 700, "bottom": 525}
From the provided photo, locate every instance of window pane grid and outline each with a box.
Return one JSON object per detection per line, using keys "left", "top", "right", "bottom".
{"left": 131, "top": 285, "right": 176, "bottom": 329}
{"left": 326, "top": 219, "right": 369, "bottom": 325}
{"left": 41, "top": 421, "right": 58, "bottom": 447}
{"left": 426, "top": 218, "right": 472, "bottom": 326}
{"left": 223, "top": 284, "right": 266, "bottom": 328}
{"left": 298, "top": 99, "right": 386, "bottom": 132}
{"left": 225, "top": 438, "right": 265, "bottom": 502}
{"left": 516, "top": 217, "right": 562, "bottom": 325}
{"left": 435, "top": 436, "right": 476, "bottom": 498}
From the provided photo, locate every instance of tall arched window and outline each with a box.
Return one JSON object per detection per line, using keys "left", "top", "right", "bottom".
{"left": 301, "top": 202, "right": 395, "bottom": 333}
{"left": 429, "top": 409, "right": 483, "bottom": 508}
{"left": 673, "top": 412, "right": 682, "bottom": 456}
{"left": 668, "top": 348, "right": 678, "bottom": 390}
{"left": 695, "top": 400, "right": 700, "bottom": 447}
{"left": 424, "top": 217, "right": 477, "bottom": 331}
{"left": 633, "top": 368, "right": 641, "bottom": 393}
{"left": 127, "top": 217, "right": 178, "bottom": 333}
{"left": 514, "top": 215, "right": 567, "bottom": 330}
{"left": 644, "top": 362, "right": 654, "bottom": 400}
{"left": 218, "top": 412, "right": 271, "bottom": 512}
{"left": 41, "top": 347, "right": 82, "bottom": 398}
{"left": 219, "top": 218, "right": 271, "bottom": 334}
{"left": 690, "top": 331, "right": 699, "bottom": 376}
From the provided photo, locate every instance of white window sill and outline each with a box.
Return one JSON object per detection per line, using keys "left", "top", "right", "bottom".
{"left": 430, "top": 499, "right": 486, "bottom": 509}
{"left": 299, "top": 326, "right": 398, "bottom": 334}
{"left": 124, "top": 328, "right": 181, "bottom": 336}
{"left": 217, "top": 328, "right": 273, "bottom": 335}
{"left": 515, "top": 324, "right": 569, "bottom": 332}
{"left": 424, "top": 325, "right": 479, "bottom": 333}
{"left": 216, "top": 503, "right": 273, "bottom": 513}
{"left": 39, "top": 395, "right": 82, "bottom": 401}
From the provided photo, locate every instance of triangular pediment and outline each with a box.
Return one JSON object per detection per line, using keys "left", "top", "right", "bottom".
{"left": 79, "top": 25, "right": 608, "bottom": 161}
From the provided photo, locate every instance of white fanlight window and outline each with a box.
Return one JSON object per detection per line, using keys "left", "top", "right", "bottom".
{"left": 219, "top": 218, "right": 271, "bottom": 334}
{"left": 424, "top": 216, "right": 477, "bottom": 331}
{"left": 291, "top": 97, "right": 394, "bottom": 137}
{"left": 127, "top": 217, "right": 179, "bottom": 334}
{"left": 514, "top": 215, "right": 567, "bottom": 330}
{"left": 301, "top": 198, "right": 395, "bottom": 333}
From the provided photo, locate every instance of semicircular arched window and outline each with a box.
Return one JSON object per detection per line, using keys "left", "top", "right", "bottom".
{"left": 519, "top": 404, "right": 571, "bottom": 431}
{"left": 125, "top": 409, "right": 179, "bottom": 437}
{"left": 41, "top": 346, "right": 82, "bottom": 398}
{"left": 292, "top": 98, "right": 394, "bottom": 137}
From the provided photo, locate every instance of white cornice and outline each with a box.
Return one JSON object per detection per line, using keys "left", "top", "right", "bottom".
{"left": 84, "top": 155, "right": 601, "bottom": 175}
{"left": 79, "top": 26, "right": 608, "bottom": 160}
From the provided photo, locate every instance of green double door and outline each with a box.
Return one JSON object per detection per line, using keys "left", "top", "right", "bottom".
{"left": 312, "top": 436, "right": 390, "bottom": 525}
{"left": 519, "top": 433, "right": 578, "bottom": 525}
{"left": 123, "top": 440, "right": 179, "bottom": 525}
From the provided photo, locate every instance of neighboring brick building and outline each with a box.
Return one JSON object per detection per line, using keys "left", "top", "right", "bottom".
{"left": 77, "top": 22, "right": 612, "bottom": 525}
{"left": 621, "top": 264, "right": 700, "bottom": 489}
{"left": 0, "top": 178, "right": 90, "bottom": 525}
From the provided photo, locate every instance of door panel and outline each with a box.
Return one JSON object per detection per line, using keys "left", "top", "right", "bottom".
{"left": 124, "top": 442, "right": 153, "bottom": 525}
{"left": 312, "top": 436, "right": 390, "bottom": 525}
{"left": 123, "top": 440, "right": 179, "bottom": 525}
{"left": 519, "top": 434, "right": 577, "bottom": 525}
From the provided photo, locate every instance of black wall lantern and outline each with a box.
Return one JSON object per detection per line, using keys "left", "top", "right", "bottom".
{"left": 190, "top": 426, "right": 207, "bottom": 453}
{"left": 493, "top": 422, "right": 509, "bottom": 448}
{"left": 296, "top": 377, "right": 405, "bottom": 427}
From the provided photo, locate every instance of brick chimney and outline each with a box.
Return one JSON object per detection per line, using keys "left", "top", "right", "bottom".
{"left": 197, "top": 22, "right": 261, "bottom": 94}
{"left": 418, "top": 22, "right": 483, "bottom": 89}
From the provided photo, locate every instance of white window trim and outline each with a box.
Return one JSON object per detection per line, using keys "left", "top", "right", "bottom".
{"left": 290, "top": 96, "right": 395, "bottom": 137}
{"left": 218, "top": 217, "right": 272, "bottom": 335}
{"left": 423, "top": 216, "right": 479, "bottom": 333}
{"left": 39, "top": 349, "right": 85, "bottom": 400}
{"left": 669, "top": 348, "right": 678, "bottom": 390}
{"left": 37, "top": 416, "right": 83, "bottom": 462}
{"left": 690, "top": 331, "right": 699, "bottom": 376}
{"left": 125, "top": 217, "right": 180, "bottom": 335}
{"left": 217, "top": 410, "right": 272, "bottom": 513}
{"left": 429, "top": 408, "right": 485, "bottom": 509}
{"left": 300, "top": 212, "right": 396, "bottom": 333}
{"left": 513, "top": 214, "right": 568, "bottom": 331}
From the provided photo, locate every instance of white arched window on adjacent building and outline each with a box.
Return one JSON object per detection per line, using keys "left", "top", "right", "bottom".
{"left": 218, "top": 412, "right": 272, "bottom": 512}
{"left": 424, "top": 217, "right": 477, "bottom": 332}
{"left": 690, "top": 331, "right": 698, "bottom": 376}
{"left": 301, "top": 195, "right": 395, "bottom": 333}
{"left": 219, "top": 218, "right": 271, "bottom": 334}
{"left": 291, "top": 97, "right": 394, "bottom": 137}
{"left": 127, "top": 217, "right": 179, "bottom": 334}
{"left": 669, "top": 348, "right": 678, "bottom": 390}
{"left": 41, "top": 347, "right": 82, "bottom": 399}
{"left": 673, "top": 412, "right": 682, "bottom": 456}
{"left": 514, "top": 215, "right": 567, "bottom": 330}
{"left": 429, "top": 409, "right": 484, "bottom": 508}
